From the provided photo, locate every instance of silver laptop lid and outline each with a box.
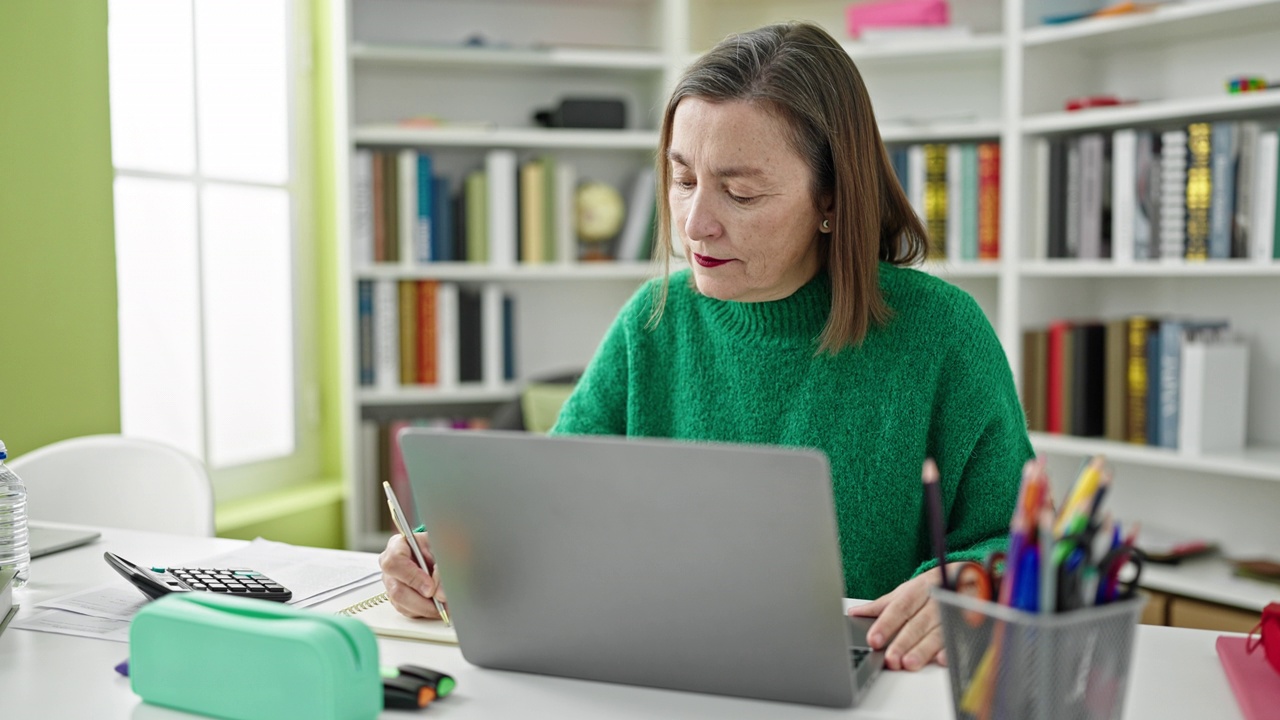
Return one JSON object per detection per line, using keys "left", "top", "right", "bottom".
{"left": 400, "top": 428, "right": 856, "bottom": 707}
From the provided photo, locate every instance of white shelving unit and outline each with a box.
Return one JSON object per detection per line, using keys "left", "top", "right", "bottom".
{"left": 330, "top": 0, "right": 1280, "bottom": 606}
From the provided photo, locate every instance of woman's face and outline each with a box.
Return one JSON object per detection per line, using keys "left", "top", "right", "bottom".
{"left": 668, "top": 97, "right": 827, "bottom": 303}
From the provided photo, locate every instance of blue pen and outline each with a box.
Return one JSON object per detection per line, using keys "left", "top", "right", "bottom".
{"left": 1013, "top": 545, "right": 1040, "bottom": 612}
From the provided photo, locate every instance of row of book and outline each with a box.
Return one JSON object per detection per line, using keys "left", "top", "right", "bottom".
{"left": 1032, "top": 122, "right": 1280, "bottom": 261}
{"left": 887, "top": 142, "right": 1001, "bottom": 262}
{"left": 1022, "top": 317, "right": 1248, "bottom": 454}
{"left": 357, "top": 280, "right": 515, "bottom": 390}
{"left": 352, "top": 148, "right": 657, "bottom": 266}
{"left": 360, "top": 416, "right": 492, "bottom": 532}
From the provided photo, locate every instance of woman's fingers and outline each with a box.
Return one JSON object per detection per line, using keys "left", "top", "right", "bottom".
{"left": 378, "top": 532, "right": 445, "bottom": 618}
{"left": 886, "top": 600, "right": 943, "bottom": 671}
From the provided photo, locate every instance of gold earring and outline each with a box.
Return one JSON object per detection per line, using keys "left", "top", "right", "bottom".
{"left": 821, "top": 219, "right": 831, "bottom": 232}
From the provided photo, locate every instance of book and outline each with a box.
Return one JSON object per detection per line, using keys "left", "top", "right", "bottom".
{"left": 1022, "top": 329, "right": 1048, "bottom": 432}
{"left": 1126, "top": 316, "right": 1152, "bottom": 444}
{"left": 555, "top": 162, "right": 579, "bottom": 264}
{"left": 458, "top": 287, "right": 483, "bottom": 383}
{"left": 1111, "top": 129, "right": 1137, "bottom": 263}
{"left": 946, "top": 143, "right": 963, "bottom": 264}
{"left": 1078, "top": 133, "right": 1104, "bottom": 259}
{"left": 352, "top": 149, "right": 373, "bottom": 264}
{"left": 519, "top": 157, "right": 548, "bottom": 264}
{"left": 1179, "top": 332, "right": 1248, "bottom": 455}
{"left": 481, "top": 284, "right": 505, "bottom": 388}
{"left": 1104, "top": 318, "right": 1127, "bottom": 441}
{"left": 1047, "top": 320, "right": 1071, "bottom": 434}
{"left": 398, "top": 281, "right": 418, "bottom": 385}
{"left": 436, "top": 283, "right": 460, "bottom": 388}
{"left": 387, "top": 419, "right": 415, "bottom": 527}
{"left": 1253, "top": 131, "right": 1279, "bottom": 263}
{"left": 414, "top": 151, "right": 434, "bottom": 263}
{"left": 1185, "top": 122, "right": 1212, "bottom": 260}
{"left": 1066, "top": 136, "right": 1081, "bottom": 258}
{"left": 1047, "top": 138, "right": 1068, "bottom": 258}
{"left": 1160, "top": 129, "right": 1187, "bottom": 260}
{"left": 1208, "top": 122, "right": 1238, "bottom": 259}
{"left": 1158, "top": 319, "right": 1230, "bottom": 450}
{"left": 1216, "top": 635, "right": 1280, "bottom": 720}
{"left": 1234, "top": 122, "right": 1260, "bottom": 260}
{"left": 1135, "top": 130, "right": 1161, "bottom": 261}
{"left": 416, "top": 280, "right": 438, "bottom": 386}
{"left": 374, "top": 279, "right": 399, "bottom": 390}
{"left": 616, "top": 166, "right": 657, "bottom": 263}
{"left": 486, "top": 149, "right": 519, "bottom": 267}
{"left": 907, "top": 144, "right": 926, "bottom": 227}
{"left": 924, "top": 143, "right": 948, "bottom": 257}
{"left": 337, "top": 591, "right": 458, "bottom": 645}
{"left": 1071, "top": 323, "right": 1105, "bottom": 437}
{"left": 431, "top": 175, "right": 453, "bottom": 262}
{"left": 465, "top": 170, "right": 488, "bottom": 264}
{"left": 977, "top": 142, "right": 999, "bottom": 260}
{"left": 357, "top": 280, "right": 374, "bottom": 386}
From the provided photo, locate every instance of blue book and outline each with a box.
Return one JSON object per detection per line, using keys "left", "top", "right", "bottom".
{"left": 431, "top": 176, "right": 453, "bottom": 262}
{"left": 1146, "top": 326, "right": 1161, "bottom": 447}
{"left": 1208, "top": 122, "right": 1237, "bottom": 259}
{"left": 357, "top": 280, "right": 375, "bottom": 386}
{"left": 416, "top": 153, "right": 434, "bottom": 262}
{"left": 1158, "top": 319, "right": 1230, "bottom": 449}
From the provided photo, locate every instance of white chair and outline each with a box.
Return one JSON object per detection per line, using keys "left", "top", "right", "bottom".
{"left": 10, "top": 434, "right": 215, "bottom": 536}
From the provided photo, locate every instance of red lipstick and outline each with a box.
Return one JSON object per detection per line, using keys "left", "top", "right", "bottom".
{"left": 694, "top": 253, "right": 731, "bottom": 268}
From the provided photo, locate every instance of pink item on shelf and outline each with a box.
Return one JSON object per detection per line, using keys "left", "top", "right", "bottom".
{"left": 846, "top": 0, "right": 950, "bottom": 37}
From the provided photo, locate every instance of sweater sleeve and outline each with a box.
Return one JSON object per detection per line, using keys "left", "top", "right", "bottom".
{"left": 914, "top": 297, "right": 1035, "bottom": 576}
{"left": 548, "top": 291, "right": 640, "bottom": 437}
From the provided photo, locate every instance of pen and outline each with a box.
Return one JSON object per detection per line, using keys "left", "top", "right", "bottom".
{"left": 922, "top": 459, "right": 951, "bottom": 590}
{"left": 383, "top": 481, "right": 451, "bottom": 626}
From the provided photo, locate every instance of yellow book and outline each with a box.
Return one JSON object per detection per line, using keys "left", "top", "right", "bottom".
{"left": 520, "top": 158, "right": 547, "bottom": 263}
{"left": 336, "top": 590, "right": 458, "bottom": 645}
{"left": 398, "top": 281, "right": 418, "bottom": 385}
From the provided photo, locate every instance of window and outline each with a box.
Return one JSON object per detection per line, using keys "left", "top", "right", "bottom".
{"left": 108, "top": 0, "right": 319, "bottom": 498}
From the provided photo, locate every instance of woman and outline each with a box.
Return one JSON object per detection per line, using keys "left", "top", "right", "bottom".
{"left": 380, "top": 22, "right": 1033, "bottom": 673}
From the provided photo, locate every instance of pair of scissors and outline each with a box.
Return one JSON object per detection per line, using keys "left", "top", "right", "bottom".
{"left": 1095, "top": 545, "right": 1144, "bottom": 605}
{"left": 953, "top": 551, "right": 1006, "bottom": 625}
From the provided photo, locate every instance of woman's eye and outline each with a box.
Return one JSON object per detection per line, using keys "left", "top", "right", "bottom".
{"left": 728, "top": 192, "right": 756, "bottom": 204}
{"left": 674, "top": 179, "right": 695, "bottom": 190}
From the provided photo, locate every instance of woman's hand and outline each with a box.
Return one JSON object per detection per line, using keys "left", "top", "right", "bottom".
{"left": 378, "top": 531, "right": 447, "bottom": 619}
{"left": 847, "top": 564, "right": 960, "bottom": 671}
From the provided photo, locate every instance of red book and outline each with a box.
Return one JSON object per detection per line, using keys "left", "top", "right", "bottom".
{"left": 1217, "top": 635, "right": 1280, "bottom": 720}
{"left": 416, "top": 280, "right": 438, "bottom": 386}
{"left": 1046, "top": 321, "right": 1071, "bottom": 434}
{"left": 387, "top": 419, "right": 416, "bottom": 527}
{"left": 978, "top": 142, "right": 1001, "bottom": 260}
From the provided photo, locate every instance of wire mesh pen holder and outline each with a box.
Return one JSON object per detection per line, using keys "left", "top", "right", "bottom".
{"left": 933, "top": 589, "right": 1146, "bottom": 720}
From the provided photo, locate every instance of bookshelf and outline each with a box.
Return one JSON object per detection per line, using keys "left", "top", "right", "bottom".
{"left": 329, "top": 0, "right": 1280, "bottom": 594}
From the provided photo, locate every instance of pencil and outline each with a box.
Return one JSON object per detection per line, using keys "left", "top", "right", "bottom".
{"left": 922, "top": 459, "right": 950, "bottom": 590}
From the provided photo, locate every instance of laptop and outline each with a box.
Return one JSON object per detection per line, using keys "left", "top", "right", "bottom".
{"left": 28, "top": 522, "right": 101, "bottom": 558}
{"left": 399, "top": 428, "right": 885, "bottom": 708}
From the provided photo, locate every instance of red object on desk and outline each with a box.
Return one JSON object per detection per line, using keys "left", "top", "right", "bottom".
{"left": 1217, "top": 635, "right": 1280, "bottom": 720}
{"left": 1065, "top": 95, "right": 1124, "bottom": 111}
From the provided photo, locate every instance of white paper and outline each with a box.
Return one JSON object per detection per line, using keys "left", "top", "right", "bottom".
{"left": 181, "top": 538, "right": 381, "bottom": 606}
{"left": 38, "top": 585, "right": 148, "bottom": 621}
{"left": 12, "top": 608, "right": 131, "bottom": 643}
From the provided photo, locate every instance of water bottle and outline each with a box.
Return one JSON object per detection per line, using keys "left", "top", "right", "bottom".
{"left": 0, "top": 439, "right": 30, "bottom": 587}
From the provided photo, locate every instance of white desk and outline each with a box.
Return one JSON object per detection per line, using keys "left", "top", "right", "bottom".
{"left": 0, "top": 526, "right": 1247, "bottom": 719}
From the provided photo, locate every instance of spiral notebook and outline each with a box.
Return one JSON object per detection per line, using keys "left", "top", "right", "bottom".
{"left": 336, "top": 591, "right": 458, "bottom": 645}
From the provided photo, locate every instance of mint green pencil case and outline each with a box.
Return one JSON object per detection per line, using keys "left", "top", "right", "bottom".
{"left": 130, "top": 593, "right": 383, "bottom": 720}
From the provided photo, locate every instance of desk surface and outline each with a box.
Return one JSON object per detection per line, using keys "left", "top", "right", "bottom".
{"left": 0, "top": 526, "right": 1247, "bottom": 720}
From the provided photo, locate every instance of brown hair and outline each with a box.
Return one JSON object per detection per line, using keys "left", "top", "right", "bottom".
{"left": 650, "top": 22, "right": 928, "bottom": 352}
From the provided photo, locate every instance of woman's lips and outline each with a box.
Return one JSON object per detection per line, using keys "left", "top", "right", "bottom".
{"left": 694, "top": 253, "right": 731, "bottom": 268}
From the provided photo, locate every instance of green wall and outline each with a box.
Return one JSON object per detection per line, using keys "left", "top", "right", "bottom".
{"left": 0, "top": 0, "right": 121, "bottom": 457}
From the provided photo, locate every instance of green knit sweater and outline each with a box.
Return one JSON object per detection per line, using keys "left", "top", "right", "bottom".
{"left": 551, "top": 264, "right": 1033, "bottom": 599}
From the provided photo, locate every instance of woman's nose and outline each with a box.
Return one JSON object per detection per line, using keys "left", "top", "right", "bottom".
{"left": 682, "top": 189, "right": 722, "bottom": 242}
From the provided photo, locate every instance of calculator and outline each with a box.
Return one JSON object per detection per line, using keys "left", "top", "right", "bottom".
{"left": 104, "top": 551, "right": 293, "bottom": 603}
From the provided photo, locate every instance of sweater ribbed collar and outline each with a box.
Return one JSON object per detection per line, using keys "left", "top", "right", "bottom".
{"left": 700, "top": 270, "right": 831, "bottom": 347}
